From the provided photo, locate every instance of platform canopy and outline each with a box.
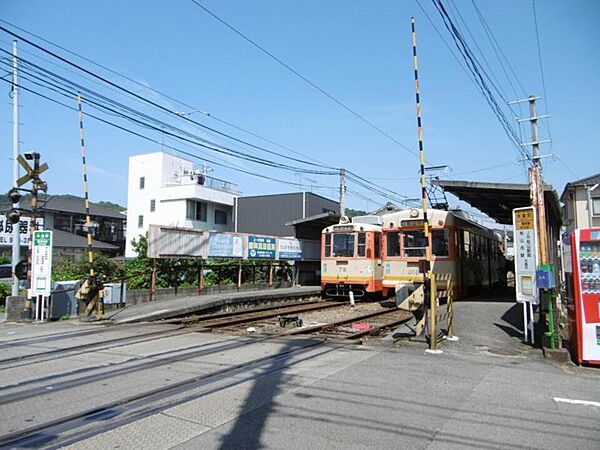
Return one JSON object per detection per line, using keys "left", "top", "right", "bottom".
{"left": 432, "top": 179, "right": 562, "bottom": 226}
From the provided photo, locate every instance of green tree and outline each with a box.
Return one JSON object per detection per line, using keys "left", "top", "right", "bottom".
{"left": 53, "top": 252, "right": 122, "bottom": 283}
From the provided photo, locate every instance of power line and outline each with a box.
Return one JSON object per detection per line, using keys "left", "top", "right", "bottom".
{"left": 0, "top": 25, "right": 424, "bottom": 206}
{"left": 531, "top": 0, "right": 553, "bottom": 145}
{"left": 189, "top": 0, "right": 421, "bottom": 160}
{"left": 0, "top": 76, "right": 339, "bottom": 192}
{"left": 430, "top": 0, "right": 530, "bottom": 162}
{"left": 0, "top": 25, "right": 340, "bottom": 173}
{"left": 0, "top": 51, "right": 336, "bottom": 176}
{"left": 0, "top": 18, "right": 328, "bottom": 168}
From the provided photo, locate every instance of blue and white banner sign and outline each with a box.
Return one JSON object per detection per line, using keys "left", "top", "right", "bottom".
{"left": 278, "top": 238, "right": 302, "bottom": 260}
{"left": 248, "top": 235, "right": 276, "bottom": 259}
{"left": 208, "top": 233, "right": 244, "bottom": 258}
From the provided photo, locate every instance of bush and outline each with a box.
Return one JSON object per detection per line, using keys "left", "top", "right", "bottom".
{"left": 0, "top": 281, "right": 10, "bottom": 307}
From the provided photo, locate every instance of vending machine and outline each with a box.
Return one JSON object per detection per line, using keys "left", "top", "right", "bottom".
{"left": 570, "top": 228, "right": 600, "bottom": 365}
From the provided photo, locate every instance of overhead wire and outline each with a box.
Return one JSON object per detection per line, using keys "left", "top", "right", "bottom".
{"left": 430, "top": 0, "right": 530, "bottom": 163}
{"left": 0, "top": 18, "right": 328, "bottom": 167}
{"left": 0, "top": 75, "right": 338, "bottom": 191}
{"left": 189, "top": 0, "right": 422, "bottom": 160}
{"left": 0, "top": 23, "right": 428, "bottom": 206}
{"left": 0, "top": 52, "right": 336, "bottom": 176}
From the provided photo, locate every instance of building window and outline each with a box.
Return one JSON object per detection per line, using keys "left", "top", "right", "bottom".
{"left": 138, "top": 215, "right": 144, "bottom": 228}
{"left": 186, "top": 200, "right": 207, "bottom": 222}
{"left": 593, "top": 197, "right": 600, "bottom": 216}
{"left": 150, "top": 199, "right": 156, "bottom": 212}
{"left": 139, "top": 176, "right": 145, "bottom": 189}
{"left": 215, "top": 209, "right": 228, "bottom": 225}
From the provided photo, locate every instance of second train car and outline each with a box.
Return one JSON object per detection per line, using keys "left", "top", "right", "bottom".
{"left": 320, "top": 209, "right": 506, "bottom": 299}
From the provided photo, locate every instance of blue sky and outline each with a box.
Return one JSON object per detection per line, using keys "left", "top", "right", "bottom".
{"left": 1, "top": 0, "right": 598, "bottom": 215}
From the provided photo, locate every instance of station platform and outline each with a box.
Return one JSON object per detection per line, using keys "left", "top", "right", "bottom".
{"left": 107, "top": 286, "right": 321, "bottom": 324}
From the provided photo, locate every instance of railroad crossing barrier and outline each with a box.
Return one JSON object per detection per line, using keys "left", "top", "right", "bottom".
{"left": 397, "top": 273, "right": 456, "bottom": 352}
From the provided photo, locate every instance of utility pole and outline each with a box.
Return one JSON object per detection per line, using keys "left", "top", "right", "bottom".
{"left": 11, "top": 40, "right": 20, "bottom": 297}
{"left": 339, "top": 168, "right": 346, "bottom": 217}
{"left": 511, "top": 95, "right": 551, "bottom": 265}
{"left": 511, "top": 94, "right": 557, "bottom": 347}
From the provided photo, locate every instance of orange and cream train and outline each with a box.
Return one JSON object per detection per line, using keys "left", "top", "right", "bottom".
{"left": 321, "top": 209, "right": 506, "bottom": 299}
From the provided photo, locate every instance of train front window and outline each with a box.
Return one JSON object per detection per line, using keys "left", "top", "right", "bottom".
{"left": 324, "top": 233, "right": 331, "bottom": 257}
{"left": 387, "top": 231, "right": 400, "bottom": 257}
{"left": 432, "top": 229, "right": 449, "bottom": 257}
{"left": 357, "top": 233, "right": 366, "bottom": 257}
{"left": 333, "top": 233, "right": 355, "bottom": 257}
{"left": 403, "top": 230, "right": 427, "bottom": 257}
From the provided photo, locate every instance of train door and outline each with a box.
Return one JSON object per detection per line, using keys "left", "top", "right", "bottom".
{"left": 458, "top": 228, "right": 467, "bottom": 296}
{"left": 374, "top": 232, "right": 383, "bottom": 285}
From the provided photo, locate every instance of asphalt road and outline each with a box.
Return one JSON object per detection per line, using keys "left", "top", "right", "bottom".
{"left": 0, "top": 296, "right": 598, "bottom": 449}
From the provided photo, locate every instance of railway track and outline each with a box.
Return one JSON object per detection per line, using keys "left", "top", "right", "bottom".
{"left": 0, "top": 326, "right": 189, "bottom": 367}
{"left": 0, "top": 337, "right": 336, "bottom": 449}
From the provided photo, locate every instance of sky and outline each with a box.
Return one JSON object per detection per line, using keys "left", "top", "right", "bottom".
{"left": 0, "top": 0, "right": 599, "bottom": 219}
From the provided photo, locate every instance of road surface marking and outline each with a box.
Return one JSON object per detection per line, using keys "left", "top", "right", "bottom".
{"left": 553, "top": 397, "right": 600, "bottom": 408}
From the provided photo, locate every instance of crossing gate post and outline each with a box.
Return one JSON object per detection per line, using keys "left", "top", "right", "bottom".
{"left": 447, "top": 274, "right": 455, "bottom": 339}
{"left": 198, "top": 259, "right": 204, "bottom": 295}
{"left": 429, "top": 273, "right": 438, "bottom": 351}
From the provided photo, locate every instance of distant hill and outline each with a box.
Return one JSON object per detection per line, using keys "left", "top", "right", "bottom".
{"left": 346, "top": 208, "right": 368, "bottom": 218}
{"left": 0, "top": 194, "right": 125, "bottom": 213}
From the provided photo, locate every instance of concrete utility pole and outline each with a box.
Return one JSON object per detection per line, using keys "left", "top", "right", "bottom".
{"left": 511, "top": 95, "right": 551, "bottom": 265}
{"left": 11, "top": 40, "right": 20, "bottom": 297}
{"left": 339, "top": 168, "right": 346, "bottom": 217}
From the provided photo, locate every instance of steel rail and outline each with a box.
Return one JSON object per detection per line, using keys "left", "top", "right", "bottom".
{"left": 0, "top": 326, "right": 186, "bottom": 366}
{"left": 162, "top": 298, "right": 326, "bottom": 324}
{"left": 197, "top": 302, "right": 343, "bottom": 329}
{"left": 0, "top": 338, "right": 329, "bottom": 448}
{"left": 285, "top": 307, "right": 403, "bottom": 336}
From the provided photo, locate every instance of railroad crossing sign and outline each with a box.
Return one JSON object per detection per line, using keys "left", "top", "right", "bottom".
{"left": 16, "top": 154, "right": 48, "bottom": 187}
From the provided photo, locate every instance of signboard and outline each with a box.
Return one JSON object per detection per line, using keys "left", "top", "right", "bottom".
{"left": 513, "top": 207, "right": 539, "bottom": 304}
{"left": 208, "top": 233, "right": 244, "bottom": 258}
{"left": 0, "top": 217, "right": 44, "bottom": 246}
{"left": 31, "top": 230, "right": 53, "bottom": 296}
{"left": 147, "top": 225, "right": 208, "bottom": 258}
{"left": 278, "top": 238, "right": 302, "bottom": 260}
{"left": 247, "top": 235, "right": 276, "bottom": 259}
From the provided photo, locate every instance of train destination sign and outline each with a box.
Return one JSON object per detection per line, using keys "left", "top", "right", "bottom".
{"left": 278, "top": 238, "right": 302, "bottom": 260}
{"left": 513, "top": 207, "right": 539, "bottom": 304}
{"left": 247, "top": 235, "right": 276, "bottom": 259}
{"left": 208, "top": 233, "right": 244, "bottom": 258}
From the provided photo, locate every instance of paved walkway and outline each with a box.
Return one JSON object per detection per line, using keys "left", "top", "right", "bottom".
{"left": 108, "top": 286, "right": 321, "bottom": 323}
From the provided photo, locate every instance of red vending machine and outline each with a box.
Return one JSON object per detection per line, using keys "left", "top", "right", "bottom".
{"left": 570, "top": 228, "right": 600, "bottom": 365}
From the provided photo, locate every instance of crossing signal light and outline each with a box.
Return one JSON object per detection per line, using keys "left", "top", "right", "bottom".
{"left": 8, "top": 188, "right": 21, "bottom": 204}
{"left": 15, "top": 259, "right": 28, "bottom": 280}
{"left": 6, "top": 209, "right": 20, "bottom": 225}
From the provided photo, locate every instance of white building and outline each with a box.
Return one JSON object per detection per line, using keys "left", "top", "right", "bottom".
{"left": 126, "top": 151, "right": 239, "bottom": 257}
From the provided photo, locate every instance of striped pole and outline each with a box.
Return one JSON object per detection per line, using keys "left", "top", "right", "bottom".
{"left": 411, "top": 18, "right": 431, "bottom": 263}
{"left": 77, "top": 92, "right": 102, "bottom": 318}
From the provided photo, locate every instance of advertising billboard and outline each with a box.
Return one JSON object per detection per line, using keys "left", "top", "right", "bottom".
{"left": 208, "top": 233, "right": 245, "bottom": 258}
{"left": 278, "top": 238, "right": 302, "bottom": 260}
{"left": 0, "top": 217, "right": 44, "bottom": 247}
{"left": 248, "top": 235, "right": 276, "bottom": 259}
